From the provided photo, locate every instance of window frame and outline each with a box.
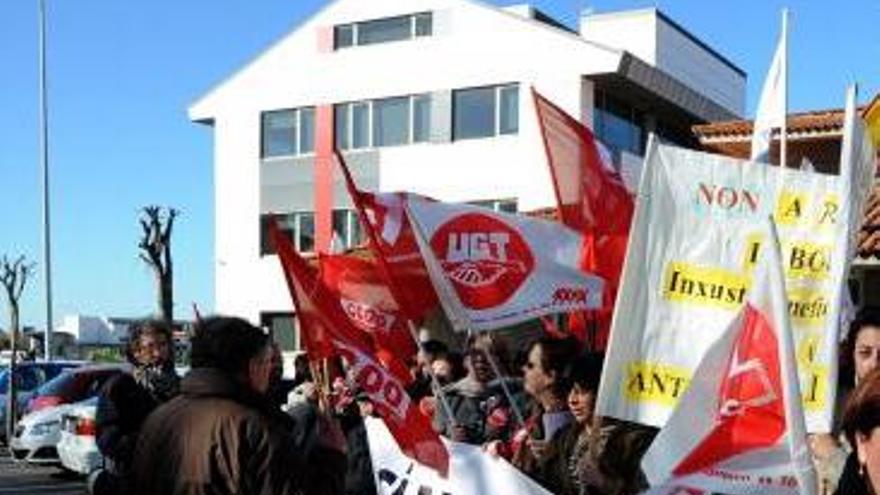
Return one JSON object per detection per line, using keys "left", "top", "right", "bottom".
{"left": 261, "top": 209, "right": 363, "bottom": 256}
{"left": 334, "top": 94, "right": 431, "bottom": 150}
{"left": 260, "top": 107, "right": 318, "bottom": 159}
{"left": 452, "top": 83, "right": 519, "bottom": 141}
{"left": 334, "top": 12, "right": 433, "bottom": 50}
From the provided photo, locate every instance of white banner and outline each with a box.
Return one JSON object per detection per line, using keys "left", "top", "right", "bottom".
{"left": 405, "top": 196, "right": 604, "bottom": 332}
{"left": 597, "top": 124, "right": 875, "bottom": 432}
{"left": 641, "top": 220, "right": 817, "bottom": 495}
{"left": 365, "top": 417, "right": 552, "bottom": 495}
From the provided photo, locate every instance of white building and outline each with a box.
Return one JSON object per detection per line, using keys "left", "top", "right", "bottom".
{"left": 55, "top": 315, "right": 129, "bottom": 346}
{"left": 189, "top": 0, "right": 746, "bottom": 349}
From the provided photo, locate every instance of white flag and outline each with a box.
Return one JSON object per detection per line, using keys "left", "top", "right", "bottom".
{"left": 365, "top": 417, "right": 552, "bottom": 495}
{"left": 404, "top": 196, "right": 604, "bottom": 332}
{"left": 751, "top": 11, "right": 788, "bottom": 163}
{"left": 641, "top": 219, "right": 817, "bottom": 495}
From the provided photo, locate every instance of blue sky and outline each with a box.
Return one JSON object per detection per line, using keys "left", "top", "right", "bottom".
{"left": 0, "top": 0, "right": 878, "bottom": 331}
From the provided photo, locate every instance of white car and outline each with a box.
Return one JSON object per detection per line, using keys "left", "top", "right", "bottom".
{"left": 57, "top": 397, "right": 102, "bottom": 475}
{"left": 9, "top": 400, "right": 77, "bottom": 464}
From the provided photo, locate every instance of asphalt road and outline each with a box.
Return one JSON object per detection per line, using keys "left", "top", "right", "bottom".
{"left": 0, "top": 448, "right": 86, "bottom": 495}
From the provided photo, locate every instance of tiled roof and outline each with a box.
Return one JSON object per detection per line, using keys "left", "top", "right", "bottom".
{"left": 693, "top": 108, "right": 851, "bottom": 139}
{"left": 858, "top": 185, "right": 880, "bottom": 259}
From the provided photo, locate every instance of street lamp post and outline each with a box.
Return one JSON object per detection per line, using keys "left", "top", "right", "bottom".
{"left": 38, "top": 0, "right": 53, "bottom": 360}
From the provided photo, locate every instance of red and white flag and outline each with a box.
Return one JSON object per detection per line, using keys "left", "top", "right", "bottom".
{"left": 269, "top": 221, "right": 449, "bottom": 475}
{"left": 404, "top": 196, "right": 605, "bottom": 332}
{"left": 641, "top": 220, "right": 817, "bottom": 495}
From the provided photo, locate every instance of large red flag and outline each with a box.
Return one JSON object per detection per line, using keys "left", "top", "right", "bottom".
{"left": 334, "top": 152, "right": 439, "bottom": 324}
{"left": 270, "top": 220, "right": 449, "bottom": 475}
{"left": 532, "top": 89, "right": 634, "bottom": 349}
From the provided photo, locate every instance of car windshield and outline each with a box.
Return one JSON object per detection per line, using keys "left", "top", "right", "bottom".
{"left": 0, "top": 369, "right": 8, "bottom": 394}
{"left": 35, "top": 367, "right": 123, "bottom": 402}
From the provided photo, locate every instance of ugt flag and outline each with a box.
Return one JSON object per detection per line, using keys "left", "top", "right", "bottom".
{"left": 641, "top": 220, "right": 817, "bottom": 495}
{"left": 404, "top": 196, "right": 604, "bottom": 332}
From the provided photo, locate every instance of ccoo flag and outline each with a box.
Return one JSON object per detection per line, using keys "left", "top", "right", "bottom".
{"left": 641, "top": 219, "right": 817, "bottom": 495}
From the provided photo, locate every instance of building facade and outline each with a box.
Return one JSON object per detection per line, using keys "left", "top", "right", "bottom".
{"left": 189, "top": 0, "right": 747, "bottom": 347}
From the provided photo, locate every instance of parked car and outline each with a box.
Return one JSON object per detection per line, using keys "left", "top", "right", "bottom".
{"left": 10, "top": 364, "right": 126, "bottom": 465}
{"left": 10, "top": 401, "right": 77, "bottom": 464}
{"left": 57, "top": 397, "right": 101, "bottom": 475}
{"left": 0, "top": 361, "right": 83, "bottom": 442}
{"left": 25, "top": 364, "right": 128, "bottom": 415}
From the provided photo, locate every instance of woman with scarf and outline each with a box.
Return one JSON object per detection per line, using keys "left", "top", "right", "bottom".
{"left": 94, "top": 320, "right": 180, "bottom": 495}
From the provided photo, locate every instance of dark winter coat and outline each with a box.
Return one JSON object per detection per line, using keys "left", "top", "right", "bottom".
{"left": 532, "top": 419, "right": 657, "bottom": 495}
{"left": 131, "top": 368, "right": 346, "bottom": 495}
{"left": 96, "top": 372, "right": 163, "bottom": 476}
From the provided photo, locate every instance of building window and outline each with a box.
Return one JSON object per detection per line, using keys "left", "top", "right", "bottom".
{"left": 334, "top": 24, "right": 354, "bottom": 49}
{"left": 373, "top": 97, "right": 410, "bottom": 147}
{"left": 412, "top": 94, "right": 431, "bottom": 143}
{"left": 299, "top": 108, "right": 315, "bottom": 154}
{"left": 359, "top": 15, "right": 412, "bottom": 45}
{"left": 594, "top": 89, "right": 645, "bottom": 156}
{"left": 499, "top": 86, "right": 519, "bottom": 135}
{"left": 335, "top": 12, "right": 432, "bottom": 50}
{"left": 260, "top": 312, "right": 298, "bottom": 351}
{"left": 261, "top": 210, "right": 363, "bottom": 255}
{"left": 260, "top": 107, "right": 317, "bottom": 158}
{"left": 335, "top": 94, "right": 430, "bottom": 150}
{"left": 453, "top": 84, "right": 519, "bottom": 140}
{"left": 334, "top": 105, "right": 350, "bottom": 150}
{"left": 414, "top": 12, "right": 432, "bottom": 37}
{"left": 470, "top": 198, "right": 518, "bottom": 213}
{"left": 352, "top": 102, "right": 370, "bottom": 149}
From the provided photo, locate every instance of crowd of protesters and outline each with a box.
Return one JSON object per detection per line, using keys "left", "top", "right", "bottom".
{"left": 90, "top": 308, "right": 880, "bottom": 495}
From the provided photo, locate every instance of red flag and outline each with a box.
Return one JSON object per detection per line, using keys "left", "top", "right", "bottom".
{"left": 319, "top": 253, "right": 418, "bottom": 370}
{"left": 532, "top": 89, "right": 634, "bottom": 349}
{"left": 673, "top": 304, "right": 785, "bottom": 476}
{"left": 334, "top": 152, "right": 439, "bottom": 323}
{"left": 269, "top": 220, "right": 449, "bottom": 475}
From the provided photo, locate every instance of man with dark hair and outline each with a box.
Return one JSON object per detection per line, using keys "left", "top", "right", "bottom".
{"left": 95, "top": 320, "right": 179, "bottom": 495}
{"left": 131, "top": 316, "right": 346, "bottom": 495}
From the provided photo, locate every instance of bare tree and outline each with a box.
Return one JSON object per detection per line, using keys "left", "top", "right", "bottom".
{"left": 138, "top": 206, "right": 178, "bottom": 323}
{"left": 1, "top": 255, "right": 35, "bottom": 441}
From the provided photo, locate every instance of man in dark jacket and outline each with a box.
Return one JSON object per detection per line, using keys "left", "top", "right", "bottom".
{"left": 131, "top": 316, "right": 346, "bottom": 495}
{"left": 95, "top": 320, "right": 179, "bottom": 494}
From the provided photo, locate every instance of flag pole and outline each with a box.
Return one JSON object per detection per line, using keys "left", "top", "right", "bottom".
{"left": 779, "top": 8, "right": 789, "bottom": 170}
{"left": 38, "top": 0, "right": 53, "bottom": 360}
